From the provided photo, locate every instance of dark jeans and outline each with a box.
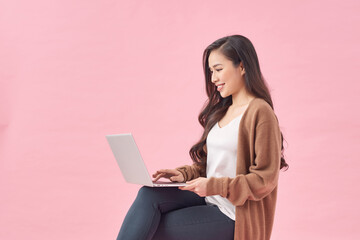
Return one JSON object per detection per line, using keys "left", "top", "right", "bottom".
{"left": 116, "top": 186, "right": 235, "bottom": 240}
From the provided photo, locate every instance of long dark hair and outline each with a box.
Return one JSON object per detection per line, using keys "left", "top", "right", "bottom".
{"left": 189, "top": 35, "right": 288, "bottom": 174}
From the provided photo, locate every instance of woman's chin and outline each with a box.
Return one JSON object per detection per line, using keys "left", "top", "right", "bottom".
{"left": 219, "top": 91, "right": 228, "bottom": 98}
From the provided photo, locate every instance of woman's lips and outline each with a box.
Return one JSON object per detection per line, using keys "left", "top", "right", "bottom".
{"left": 217, "top": 83, "right": 224, "bottom": 91}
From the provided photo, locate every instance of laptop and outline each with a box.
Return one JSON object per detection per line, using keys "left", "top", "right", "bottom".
{"left": 106, "top": 133, "right": 187, "bottom": 187}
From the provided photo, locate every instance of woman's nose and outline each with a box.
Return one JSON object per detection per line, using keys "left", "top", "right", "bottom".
{"left": 211, "top": 73, "right": 218, "bottom": 83}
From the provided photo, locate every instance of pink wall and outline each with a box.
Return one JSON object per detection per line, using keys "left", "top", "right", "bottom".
{"left": 1, "top": 0, "right": 359, "bottom": 239}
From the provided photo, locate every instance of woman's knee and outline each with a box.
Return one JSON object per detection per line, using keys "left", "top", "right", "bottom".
{"left": 136, "top": 186, "right": 176, "bottom": 204}
{"left": 137, "top": 186, "right": 153, "bottom": 197}
{"left": 135, "top": 186, "right": 160, "bottom": 203}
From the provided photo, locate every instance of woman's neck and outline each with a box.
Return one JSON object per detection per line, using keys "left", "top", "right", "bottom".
{"left": 231, "top": 91, "right": 256, "bottom": 107}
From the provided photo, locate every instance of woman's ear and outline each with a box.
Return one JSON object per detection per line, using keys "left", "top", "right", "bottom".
{"left": 239, "top": 62, "right": 246, "bottom": 75}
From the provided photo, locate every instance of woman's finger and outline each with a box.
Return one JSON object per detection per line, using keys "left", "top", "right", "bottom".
{"left": 153, "top": 169, "right": 168, "bottom": 177}
{"left": 153, "top": 173, "right": 165, "bottom": 182}
{"left": 153, "top": 175, "right": 163, "bottom": 182}
{"left": 169, "top": 176, "right": 178, "bottom": 182}
{"left": 179, "top": 183, "right": 195, "bottom": 191}
{"left": 159, "top": 169, "right": 177, "bottom": 175}
{"left": 152, "top": 173, "right": 163, "bottom": 179}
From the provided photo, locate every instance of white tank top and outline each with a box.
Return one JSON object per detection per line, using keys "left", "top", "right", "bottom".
{"left": 205, "top": 113, "right": 243, "bottom": 220}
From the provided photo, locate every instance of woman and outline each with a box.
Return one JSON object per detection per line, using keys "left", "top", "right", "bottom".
{"left": 116, "top": 34, "right": 288, "bottom": 240}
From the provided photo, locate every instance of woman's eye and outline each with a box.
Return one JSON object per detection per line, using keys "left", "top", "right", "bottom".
{"left": 209, "top": 69, "right": 222, "bottom": 73}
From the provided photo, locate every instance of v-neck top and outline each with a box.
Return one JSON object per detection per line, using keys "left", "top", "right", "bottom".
{"left": 205, "top": 113, "right": 244, "bottom": 220}
{"left": 217, "top": 113, "right": 244, "bottom": 129}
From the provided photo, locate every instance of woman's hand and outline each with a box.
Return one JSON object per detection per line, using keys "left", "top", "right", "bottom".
{"left": 152, "top": 169, "right": 185, "bottom": 183}
{"left": 179, "top": 177, "right": 209, "bottom": 197}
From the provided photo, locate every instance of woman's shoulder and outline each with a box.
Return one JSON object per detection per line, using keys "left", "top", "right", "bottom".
{"left": 249, "top": 98, "right": 272, "bottom": 111}
{"left": 244, "top": 98, "right": 278, "bottom": 124}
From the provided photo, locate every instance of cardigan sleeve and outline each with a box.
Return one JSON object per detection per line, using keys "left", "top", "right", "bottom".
{"left": 205, "top": 118, "right": 282, "bottom": 206}
{"left": 175, "top": 144, "right": 207, "bottom": 182}
{"left": 176, "top": 163, "right": 206, "bottom": 182}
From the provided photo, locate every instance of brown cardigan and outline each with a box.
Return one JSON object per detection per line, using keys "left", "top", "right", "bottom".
{"left": 176, "top": 98, "right": 282, "bottom": 240}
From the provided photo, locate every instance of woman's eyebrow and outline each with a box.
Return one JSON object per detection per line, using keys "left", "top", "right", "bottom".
{"left": 209, "top": 64, "right": 223, "bottom": 69}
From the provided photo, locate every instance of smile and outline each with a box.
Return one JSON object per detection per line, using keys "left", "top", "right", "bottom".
{"left": 217, "top": 83, "right": 225, "bottom": 91}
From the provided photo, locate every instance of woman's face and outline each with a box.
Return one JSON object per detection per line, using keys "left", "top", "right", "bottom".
{"left": 208, "top": 49, "right": 245, "bottom": 98}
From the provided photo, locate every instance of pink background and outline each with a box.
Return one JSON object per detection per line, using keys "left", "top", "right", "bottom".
{"left": 1, "top": 0, "right": 359, "bottom": 239}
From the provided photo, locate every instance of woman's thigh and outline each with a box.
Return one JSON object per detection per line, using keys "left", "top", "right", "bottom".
{"left": 152, "top": 204, "right": 235, "bottom": 240}
{"left": 133, "top": 186, "right": 206, "bottom": 213}
{"left": 117, "top": 187, "right": 207, "bottom": 240}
